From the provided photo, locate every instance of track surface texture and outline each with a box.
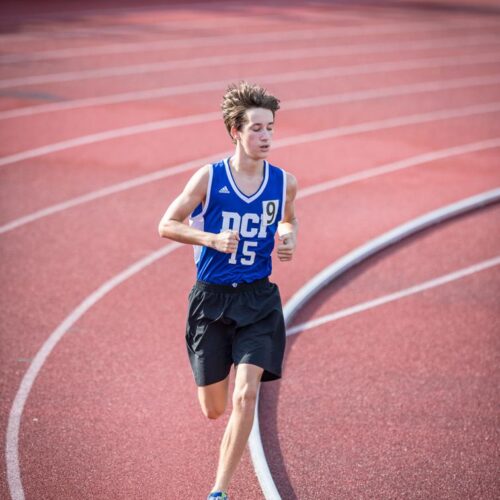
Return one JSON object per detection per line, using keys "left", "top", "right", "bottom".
{"left": 1, "top": 1, "right": 499, "bottom": 499}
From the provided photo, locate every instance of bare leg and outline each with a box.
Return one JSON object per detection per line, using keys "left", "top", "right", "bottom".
{"left": 211, "top": 363, "right": 264, "bottom": 492}
{"left": 198, "top": 374, "right": 230, "bottom": 419}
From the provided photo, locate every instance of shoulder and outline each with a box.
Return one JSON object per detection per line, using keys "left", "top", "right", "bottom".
{"left": 184, "top": 163, "right": 212, "bottom": 196}
{"left": 195, "top": 163, "right": 212, "bottom": 179}
{"left": 283, "top": 171, "right": 297, "bottom": 188}
{"left": 283, "top": 170, "right": 298, "bottom": 199}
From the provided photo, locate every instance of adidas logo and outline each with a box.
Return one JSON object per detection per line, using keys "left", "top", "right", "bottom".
{"left": 219, "top": 186, "right": 230, "bottom": 194}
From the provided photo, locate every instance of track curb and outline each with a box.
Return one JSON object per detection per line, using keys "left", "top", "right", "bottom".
{"left": 249, "top": 187, "right": 500, "bottom": 500}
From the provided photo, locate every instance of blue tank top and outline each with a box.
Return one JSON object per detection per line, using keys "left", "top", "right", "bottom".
{"left": 190, "top": 157, "right": 287, "bottom": 285}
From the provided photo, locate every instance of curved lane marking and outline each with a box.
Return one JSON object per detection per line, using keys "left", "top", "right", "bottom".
{"left": 2, "top": 33, "right": 497, "bottom": 91}
{"left": 2, "top": 19, "right": 494, "bottom": 64}
{"left": 2, "top": 79, "right": 500, "bottom": 168}
{"left": 2, "top": 106, "right": 500, "bottom": 235}
{"left": 5, "top": 241, "right": 182, "bottom": 500}
{"left": 249, "top": 188, "right": 500, "bottom": 499}
{"left": 296, "top": 138, "right": 500, "bottom": 200}
{"left": 287, "top": 255, "right": 500, "bottom": 335}
{"left": 5, "top": 142, "right": 500, "bottom": 498}
{"left": 2, "top": 50, "right": 500, "bottom": 120}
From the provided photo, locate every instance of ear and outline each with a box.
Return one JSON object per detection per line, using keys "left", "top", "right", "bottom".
{"left": 230, "top": 125, "right": 239, "bottom": 142}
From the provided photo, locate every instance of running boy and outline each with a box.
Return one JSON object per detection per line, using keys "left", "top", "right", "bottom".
{"left": 158, "top": 81, "right": 298, "bottom": 499}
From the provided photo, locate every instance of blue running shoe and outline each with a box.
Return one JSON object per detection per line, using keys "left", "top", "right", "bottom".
{"left": 207, "top": 492, "right": 228, "bottom": 499}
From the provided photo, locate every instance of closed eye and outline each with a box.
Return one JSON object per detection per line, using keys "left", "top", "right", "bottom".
{"left": 251, "top": 123, "right": 274, "bottom": 132}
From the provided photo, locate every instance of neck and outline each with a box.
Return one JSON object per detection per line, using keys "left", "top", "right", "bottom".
{"left": 231, "top": 144, "right": 264, "bottom": 174}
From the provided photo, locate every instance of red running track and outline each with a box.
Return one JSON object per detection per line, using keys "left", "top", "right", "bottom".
{"left": 1, "top": 1, "right": 499, "bottom": 499}
{"left": 272, "top": 204, "right": 500, "bottom": 499}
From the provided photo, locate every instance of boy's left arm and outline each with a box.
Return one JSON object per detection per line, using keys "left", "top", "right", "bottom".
{"left": 277, "top": 172, "right": 298, "bottom": 262}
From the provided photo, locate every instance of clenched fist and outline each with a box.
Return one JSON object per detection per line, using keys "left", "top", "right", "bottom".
{"left": 277, "top": 232, "right": 296, "bottom": 261}
{"left": 214, "top": 230, "right": 240, "bottom": 254}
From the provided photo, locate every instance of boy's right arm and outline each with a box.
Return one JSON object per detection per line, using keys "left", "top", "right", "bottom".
{"left": 158, "top": 165, "right": 239, "bottom": 254}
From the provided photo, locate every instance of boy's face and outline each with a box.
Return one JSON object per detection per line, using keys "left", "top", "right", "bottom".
{"left": 234, "top": 107, "right": 274, "bottom": 160}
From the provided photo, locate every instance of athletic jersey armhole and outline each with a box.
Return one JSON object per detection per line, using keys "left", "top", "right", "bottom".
{"left": 200, "top": 163, "right": 213, "bottom": 217}
{"left": 280, "top": 168, "right": 287, "bottom": 221}
{"left": 191, "top": 164, "right": 213, "bottom": 221}
{"left": 190, "top": 164, "right": 212, "bottom": 265}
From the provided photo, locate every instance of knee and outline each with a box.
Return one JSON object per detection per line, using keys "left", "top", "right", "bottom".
{"left": 202, "top": 405, "right": 225, "bottom": 420}
{"left": 232, "top": 385, "right": 258, "bottom": 413}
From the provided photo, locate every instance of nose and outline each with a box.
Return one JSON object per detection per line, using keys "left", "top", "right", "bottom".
{"left": 261, "top": 129, "right": 271, "bottom": 141}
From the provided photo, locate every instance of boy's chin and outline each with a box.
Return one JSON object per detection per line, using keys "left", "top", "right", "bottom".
{"left": 243, "top": 147, "right": 271, "bottom": 161}
{"left": 254, "top": 148, "right": 271, "bottom": 159}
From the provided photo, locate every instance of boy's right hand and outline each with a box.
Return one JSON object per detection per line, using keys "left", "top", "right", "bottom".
{"left": 213, "top": 230, "right": 240, "bottom": 253}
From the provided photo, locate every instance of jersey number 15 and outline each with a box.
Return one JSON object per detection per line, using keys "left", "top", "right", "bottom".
{"left": 222, "top": 200, "right": 278, "bottom": 266}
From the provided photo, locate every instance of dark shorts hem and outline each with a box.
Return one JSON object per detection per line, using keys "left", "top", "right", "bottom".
{"left": 191, "top": 363, "right": 282, "bottom": 387}
{"left": 185, "top": 278, "right": 286, "bottom": 388}
{"left": 235, "top": 356, "right": 282, "bottom": 383}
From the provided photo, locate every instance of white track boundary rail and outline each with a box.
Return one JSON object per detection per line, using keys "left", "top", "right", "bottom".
{"left": 5, "top": 167, "right": 498, "bottom": 498}
{"left": 287, "top": 255, "right": 500, "bottom": 336}
{"left": 5, "top": 176, "right": 498, "bottom": 498}
{"left": 248, "top": 187, "right": 500, "bottom": 500}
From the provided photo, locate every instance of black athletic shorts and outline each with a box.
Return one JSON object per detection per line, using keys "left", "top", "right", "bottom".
{"left": 185, "top": 277, "right": 286, "bottom": 387}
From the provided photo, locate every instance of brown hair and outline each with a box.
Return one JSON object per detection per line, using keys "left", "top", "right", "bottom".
{"left": 221, "top": 81, "right": 280, "bottom": 143}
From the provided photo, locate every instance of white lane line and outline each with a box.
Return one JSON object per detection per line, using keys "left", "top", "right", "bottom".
{"left": 287, "top": 255, "right": 500, "bottom": 336}
{"left": 297, "top": 138, "right": 500, "bottom": 200}
{"left": 0, "top": 153, "right": 226, "bottom": 234}
{"left": 2, "top": 74, "right": 500, "bottom": 169}
{"left": 249, "top": 188, "right": 500, "bottom": 500}
{"left": 272, "top": 102, "right": 500, "bottom": 150}
{"left": 2, "top": 32, "right": 497, "bottom": 90}
{"left": 2, "top": 105, "right": 500, "bottom": 235}
{"left": 3, "top": 49, "right": 500, "bottom": 121}
{"left": 5, "top": 241, "right": 182, "bottom": 500}
{"left": 283, "top": 190, "right": 500, "bottom": 325}
{"left": 2, "top": 18, "right": 496, "bottom": 63}
{"left": 0, "top": 112, "right": 220, "bottom": 168}
{"left": 284, "top": 74, "right": 500, "bottom": 111}
{"left": 4, "top": 153, "right": 499, "bottom": 499}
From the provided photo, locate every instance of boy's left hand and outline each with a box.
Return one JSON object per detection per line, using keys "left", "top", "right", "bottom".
{"left": 277, "top": 232, "right": 296, "bottom": 261}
